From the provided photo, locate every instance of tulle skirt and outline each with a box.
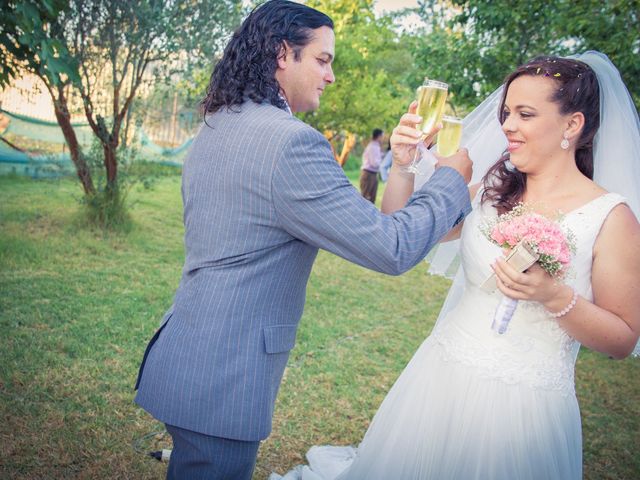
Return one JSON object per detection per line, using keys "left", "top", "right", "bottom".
{"left": 271, "top": 326, "right": 582, "bottom": 480}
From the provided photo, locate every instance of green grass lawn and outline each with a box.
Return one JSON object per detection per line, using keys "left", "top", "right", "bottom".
{"left": 1, "top": 175, "right": 638, "bottom": 479}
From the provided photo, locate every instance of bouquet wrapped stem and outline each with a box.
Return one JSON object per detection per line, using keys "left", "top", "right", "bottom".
{"left": 491, "top": 297, "right": 519, "bottom": 334}
{"left": 483, "top": 240, "right": 540, "bottom": 334}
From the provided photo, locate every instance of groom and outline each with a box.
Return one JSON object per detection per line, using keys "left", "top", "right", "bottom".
{"left": 134, "top": 1, "right": 472, "bottom": 478}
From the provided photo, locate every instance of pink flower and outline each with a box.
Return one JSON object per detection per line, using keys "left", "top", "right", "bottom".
{"left": 491, "top": 230, "right": 506, "bottom": 245}
{"left": 482, "top": 205, "right": 575, "bottom": 278}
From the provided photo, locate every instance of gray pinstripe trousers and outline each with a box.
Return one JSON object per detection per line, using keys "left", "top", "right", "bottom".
{"left": 165, "top": 424, "right": 260, "bottom": 480}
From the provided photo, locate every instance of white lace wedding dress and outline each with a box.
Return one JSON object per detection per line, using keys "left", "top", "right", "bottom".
{"left": 271, "top": 192, "right": 626, "bottom": 480}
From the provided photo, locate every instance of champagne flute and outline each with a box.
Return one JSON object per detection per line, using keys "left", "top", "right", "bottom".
{"left": 436, "top": 116, "right": 463, "bottom": 157}
{"left": 406, "top": 79, "right": 448, "bottom": 174}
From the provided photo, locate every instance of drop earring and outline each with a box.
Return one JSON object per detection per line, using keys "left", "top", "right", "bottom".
{"left": 560, "top": 132, "right": 570, "bottom": 150}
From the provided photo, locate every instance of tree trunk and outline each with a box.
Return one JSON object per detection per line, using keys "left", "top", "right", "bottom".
{"left": 103, "top": 141, "right": 118, "bottom": 192}
{"left": 336, "top": 132, "right": 357, "bottom": 167}
{"left": 324, "top": 131, "right": 357, "bottom": 167}
{"left": 52, "top": 91, "right": 95, "bottom": 195}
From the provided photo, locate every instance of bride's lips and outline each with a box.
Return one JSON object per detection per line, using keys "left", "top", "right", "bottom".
{"left": 507, "top": 140, "right": 524, "bottom": 153}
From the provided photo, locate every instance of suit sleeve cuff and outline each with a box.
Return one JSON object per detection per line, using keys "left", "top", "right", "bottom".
{"left": 430, "top": 166, "right": 472, "bottom": 220}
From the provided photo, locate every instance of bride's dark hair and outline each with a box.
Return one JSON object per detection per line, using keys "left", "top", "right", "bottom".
{"left": 481, "top": 56, "right": 600, "bottom": 213}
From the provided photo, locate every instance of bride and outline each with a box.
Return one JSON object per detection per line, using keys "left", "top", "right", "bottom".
{"left": 271, "top": 51, "right": 640, "bottom": 479}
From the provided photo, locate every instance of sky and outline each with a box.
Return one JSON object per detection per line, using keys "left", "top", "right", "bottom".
{"left": 373, "top": 0, "right": 419, "bottom": 15}
{"left": 244, "top": 1, "right": 422, "bottom": 18}
{"left": 242, "top": 1, "right": 425, "bottom": 31}
{"left": 373, "top": 0, "right": 423, "bottom": 31}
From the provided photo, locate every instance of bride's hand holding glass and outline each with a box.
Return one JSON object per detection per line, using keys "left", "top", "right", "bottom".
{"left": 382, "top": 102, "right": 441, "bottom": 214}
{"left": 390, "top": 101, "right": 441, "bottom": 173}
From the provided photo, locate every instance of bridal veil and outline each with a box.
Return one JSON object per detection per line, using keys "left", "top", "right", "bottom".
{"left": 418, "top": 51, "right": 640, "bottom": 356}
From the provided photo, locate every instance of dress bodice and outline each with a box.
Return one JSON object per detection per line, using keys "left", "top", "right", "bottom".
{"left": 431, "top": 192, "right": 626, "bottom": 396}
{"left": 460, "top": 192, "right": 625, "bottom": 300}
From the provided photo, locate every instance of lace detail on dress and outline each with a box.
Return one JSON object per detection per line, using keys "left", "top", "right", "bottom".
{"left": 430, "top": 317, "right": 576, "bottom": 396}
{"left": 433, "top": 191, "right": 629, "bottom": 394}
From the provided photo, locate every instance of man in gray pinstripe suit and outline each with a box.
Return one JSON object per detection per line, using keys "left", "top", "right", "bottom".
{"left": 134, "top": 1, "right": 472, "bottom": 478}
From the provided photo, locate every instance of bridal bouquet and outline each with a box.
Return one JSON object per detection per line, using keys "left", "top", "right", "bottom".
{"left": 480, "top": 204, "right": 575, "bottom": 334}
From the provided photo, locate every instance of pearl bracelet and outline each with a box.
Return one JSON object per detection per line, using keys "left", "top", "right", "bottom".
{"left": 548, "top": 288, "right": 578, "bottom": 318}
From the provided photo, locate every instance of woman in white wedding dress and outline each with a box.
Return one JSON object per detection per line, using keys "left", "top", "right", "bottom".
{"left": 271, "top": 52, "right": 640, "bottom": 480}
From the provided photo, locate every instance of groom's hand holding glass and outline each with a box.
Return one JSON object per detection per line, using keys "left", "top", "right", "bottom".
{"left": 433, "top": 149, "right": 472, "bottom": 183}
{"left": 389, "top": 101, "right": 473, "bottom": 184}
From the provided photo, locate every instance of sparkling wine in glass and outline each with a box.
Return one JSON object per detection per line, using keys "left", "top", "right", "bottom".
{"left": 407, "top": 79, "right": 448, "bottom": 174}
{"left": 436, "top": 116, "right": 463, "bottom": 157}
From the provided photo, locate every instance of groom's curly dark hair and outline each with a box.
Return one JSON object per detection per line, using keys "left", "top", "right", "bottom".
{"left": 201, "top": 0, "right": 333, "bottom": 115}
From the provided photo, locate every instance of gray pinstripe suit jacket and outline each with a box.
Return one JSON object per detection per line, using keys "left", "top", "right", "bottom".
{"left": 134, "top": 100, "right": 471, "bottom": 442}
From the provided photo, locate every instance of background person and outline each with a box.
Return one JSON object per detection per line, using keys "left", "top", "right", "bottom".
{"left": 379, "top": 139, "right": 393, "bottom": 183}
{"left": 359, "top": 128, "right": 384, "bottom": 203}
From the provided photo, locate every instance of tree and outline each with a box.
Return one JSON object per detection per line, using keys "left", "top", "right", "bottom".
{"left": 405, "top": 13, "right": 485, "bottom": 114}
{"left": 304, "top": 0, "right": 414, "bottom": 166}
{"left": 410, "top": 0, "right": 640, "bottom": 112}
{"left": 1, "top": 0, "right": 242, "bottom": 219}
{"left": 1, "top": 0, "right": 91, "bottom": 192}
{"left": 560, "top": 0, "right": 640, "bottom": 108}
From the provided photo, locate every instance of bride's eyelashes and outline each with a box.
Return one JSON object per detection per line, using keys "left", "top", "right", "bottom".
{"left": 502, "top": 109, "right": 535, "bottom": 120}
